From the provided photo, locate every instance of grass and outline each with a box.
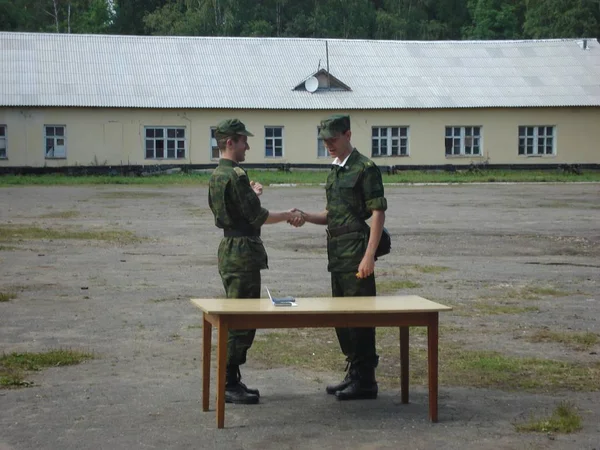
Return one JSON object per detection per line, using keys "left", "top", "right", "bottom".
{"left": 410, "top": 265, "right": 452, "bottom": 274}
{"left": 515, "top": 402, "right": 582, "bottom": 433}
{"left": 1, "top": 169, "right": 600, "bottom": 186}
{"left": 0, "top": 292, "right": 17, "bottom": 302}
{"left": 38, "top": 210, "right": 80, "bottom": 219}
{"left": 471, "top": 301, "right": 540, "bottom": 316}
{"left": 484, "top": 284, "right": 569, "bottom": 301}
{"left": 526, "top": 329, "right": 599, "bottom": 351}
{"left": 377, "top": 279, "right": 422, "bottom": 293}
{"left": 0, "top": 349, "right": 94, "bottom": 388}
{"left": 0, "top": 225, "right": 141, "bottom": 244}
{"left": 97, "top": 191, "right": 176, "bottom": 199}
{"left": 250, "top": 329, "right": 600, "bottom": 392}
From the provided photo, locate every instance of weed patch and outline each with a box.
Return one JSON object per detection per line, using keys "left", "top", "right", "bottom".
{"left": 410, "top": 265, "right": 452, "bottom": 274}
{"left": 526, "top": 329, "right": 599, "bottom": 351}
{"left": 97, "top": 191, "right": 175, "bottom": 199}
{"left": 377, "top": 279, "right": 421, "bottom": 293}
{"left": 0, "top": 292, "right": 17, "bottom": 302}
{"left": 250, "top": 330, "right": 600, "bottom": 392}
{"left": 452, "top": 301, "right": 539, "bottom": 316}
{"left": 515, "top": 402, "right": 582, "bottom": 433}
{"left": 0, "top": 349, "right": 94, "bottom": 389}
{"left": 38, "top": 211, "right": 80, "bottom": 219}
{"left": 0, "top": 225, "right": 141, "bottom": 244}
{"left": 485, "top": 284, "right": 569, "bottom": 301}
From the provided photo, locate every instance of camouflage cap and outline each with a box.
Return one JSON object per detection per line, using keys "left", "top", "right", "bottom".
{"left": 215, "top": 118, "right": 254, "bottom": 140}
{"left": 319, "top": 114, "right": 351, "bottom": 139}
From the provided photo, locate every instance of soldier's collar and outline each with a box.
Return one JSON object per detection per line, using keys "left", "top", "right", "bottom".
{"left": 331, "top": 151, "right": 352, "bottom": 168}
{"left": 218, "top": 158, "right": 239, "bottom": 168}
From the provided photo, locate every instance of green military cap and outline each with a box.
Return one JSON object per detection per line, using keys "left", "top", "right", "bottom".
{"left": 319, "top": 114, "right": 351, "bottom": 139}
{"left": 215, "top": 118, "right": 254, "bottom": 139}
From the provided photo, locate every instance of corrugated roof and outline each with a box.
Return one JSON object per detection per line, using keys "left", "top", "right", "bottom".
{"left": 1, "top": 32, "right": 599, "bottom": 109}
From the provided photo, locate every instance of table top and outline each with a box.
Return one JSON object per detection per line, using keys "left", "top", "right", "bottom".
{"left": 191, "top": 295, "right": 452, "bottom": 315}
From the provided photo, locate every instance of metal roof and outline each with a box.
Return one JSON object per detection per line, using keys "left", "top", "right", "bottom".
{"left": 1, "top": 32, "right": 599, "bottom": 109}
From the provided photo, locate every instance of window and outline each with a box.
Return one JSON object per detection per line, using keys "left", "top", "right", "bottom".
{"left": 518, "top": 126, "right": 555, "bottom": 156}
{"left": 372, "top": 126, "right": 409, "bottom": 157}
{"left": 265, "top": 127, "right": 283, "bottom": 158}
{"left": 210, "top": 128, "right": 219, "bottom": 160}
{"left": 317, "top": 127, "right": 327, "bottom": 158}
{"left": 145, "top": 127, "right": 186, "bottom": 159}
{"left": 45, "top": 125, "right": 66, "bottom": 158}
{"left": 0, "top": 125, "right": 6, "bottom": 159}
{"left": 445, "top": 126, "right": 481, "bottom": 156}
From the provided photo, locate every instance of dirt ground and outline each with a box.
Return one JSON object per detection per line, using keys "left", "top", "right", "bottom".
{"left": 1, "top": 183, "right": 599, "bottom": 450}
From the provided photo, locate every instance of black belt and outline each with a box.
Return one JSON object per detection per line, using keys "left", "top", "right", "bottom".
{"left": 223, "top": 228, "right": 260, "bottom": 238}
{"left": 326, "top": 222, "right": 365, "bottom": 238}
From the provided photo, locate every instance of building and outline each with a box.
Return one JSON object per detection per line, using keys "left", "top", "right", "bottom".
{"left": 1, "top": 32, "right": 599, "bottom": 172}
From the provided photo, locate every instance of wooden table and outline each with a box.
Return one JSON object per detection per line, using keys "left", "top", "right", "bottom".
{"left": 191, "top": 295, "right": 452, "bottom": 429}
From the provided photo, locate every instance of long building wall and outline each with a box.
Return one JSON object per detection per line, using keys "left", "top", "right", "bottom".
{"left": 0, "top": 107, "right": 599, "bottom": 167}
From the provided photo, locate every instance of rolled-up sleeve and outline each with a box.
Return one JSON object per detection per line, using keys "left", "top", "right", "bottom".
{"left": 362, "top": 165, "right": 387, "bottom": 212}
{"left": 232, "top": 176, "right": 269, "bottom": 228}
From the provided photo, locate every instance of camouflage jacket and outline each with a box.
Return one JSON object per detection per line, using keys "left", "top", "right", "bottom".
{"left": 326, "top": 149, "right": 387, "bottom": 272}
{"left": 208, "top": 159, "right": 269, "bottom": 273}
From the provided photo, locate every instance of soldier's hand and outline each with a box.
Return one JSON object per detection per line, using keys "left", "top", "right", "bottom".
{"left": 356, "top": 255, "right": 375, "bottom": 279}
{"left": 287, "top": 209, "right": 305, "bottom": 227}
{"left": 250, "top": 181, "right": 263, "bottom": 196}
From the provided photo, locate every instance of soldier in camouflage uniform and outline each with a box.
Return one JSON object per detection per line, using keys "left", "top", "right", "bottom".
{"left": 208, "top": 118, "right": 304, "bottom": 405}
{"left": 297, "top": 114, "right": 387, "bottom": 400}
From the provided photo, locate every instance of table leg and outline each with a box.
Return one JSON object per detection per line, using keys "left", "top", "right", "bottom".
{"left": 427, "top": 313, "right": 439, "bottom": 422}
{"left": 202, "top": 314, "right": 212, "bottom": 412}
{"left": 399, "top": 326, "right": 409, "bottom": 404}
{"left": 216, "top": 317, "right": 228, "bottom": 429}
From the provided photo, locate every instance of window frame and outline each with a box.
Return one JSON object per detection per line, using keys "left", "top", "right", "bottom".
{"left": 518, "top": 125, "right": 556, "bottom": 156}
{"left": 445, "top": 126, "right": 482, "bottom": 157}
{"left": 264, "top": 126, "right": 284, "bottom": 158}
{"left": 144, "top": 126, "right": 187, "bottom": 160}
{"left": 317, "top": 126, "right": 328, "bottom": 158}
{"left": 371, "top": 126, "right": 410, "bottom": 157}
{"left": 210, "top": 127, "right": 219, "bottom": 160}
{"left": 0, "top": 125, "right": 6, "bottom": 159}
{"left": 44, "top": 124, "right": 67, "bottom": 159}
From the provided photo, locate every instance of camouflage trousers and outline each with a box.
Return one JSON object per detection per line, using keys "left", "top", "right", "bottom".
{"left": 220, "top": 271, "right": 261, "bottom": 366}
{"left": 331, "top": 272, "right": 379, "bottom": 369}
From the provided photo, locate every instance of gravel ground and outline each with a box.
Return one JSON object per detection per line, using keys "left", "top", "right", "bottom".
{"left": 1, "top": 183, "right": 599, "bottom": 450}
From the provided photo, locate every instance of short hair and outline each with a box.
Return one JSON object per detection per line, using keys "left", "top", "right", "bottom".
{"left": 217, "top": 134, "right": 241, "bottom": 151}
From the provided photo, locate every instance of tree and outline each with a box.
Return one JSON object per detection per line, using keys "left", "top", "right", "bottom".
{"left": 111, "top": 0, "right": 165, "bottom": 35}
{"left": 0, "top": 0, "right": 30, "bottom": 31}
{"left": 524, "top": 0, "right": 599, "bottom": 39}
{"left": 463, "top": 0, "right": 524, "bottom": 39}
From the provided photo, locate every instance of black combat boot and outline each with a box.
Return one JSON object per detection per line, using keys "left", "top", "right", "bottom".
{"left": 326, "top": 362, "right": 356, "bottom": 395}
{"left": 236, "top": 366, "right": 260, "bottom": 398}
{"left": 335, "top": 366, "right": 378, "bottom": 401}
{"left": 225, "top": 365, "right": 259, "bottom": 405}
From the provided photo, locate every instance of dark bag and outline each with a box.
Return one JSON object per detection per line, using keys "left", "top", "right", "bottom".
{"left": 375, "top": 227, "right": 391, "bottom": 258}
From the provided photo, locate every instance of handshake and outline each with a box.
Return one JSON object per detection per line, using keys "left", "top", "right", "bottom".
{"left": 286, "top": 208, "right": 306, "bottom": 227}
{"left": 250, "top": 181, "right": 306, "bottom": 228}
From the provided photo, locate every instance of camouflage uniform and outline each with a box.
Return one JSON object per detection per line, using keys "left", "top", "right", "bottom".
{"left": 321, "top": 115, "right": 388, "bottom": 371}
{"left": 208, "top": 121, "right": 268, "bottom": 368}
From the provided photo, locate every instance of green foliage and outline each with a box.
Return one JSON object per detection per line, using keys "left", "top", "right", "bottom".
{"left": 524, "top": 0, "right": 599, "bottom": 39}
{"left": 463, "top": 0, "right": 525, "bottom": 39}
{"left": 2, "top": 0, "right": 599, "bottom": 40}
